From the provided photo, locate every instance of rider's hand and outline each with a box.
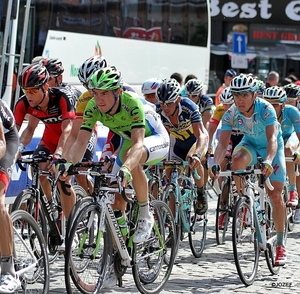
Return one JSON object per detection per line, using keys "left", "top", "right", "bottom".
{"left": 104, "top": 155, "right": 116, "bottom": 173}
{"left": 189, "top": 153, "right": 201, "bottom": 169}
{"left": 117, "top": 165, "right": 132, "bottom": 188}
{"left": 53, "top": 159, "right": 73, "bottom": 179}
{"left": 262, "top": 160, "right": 273, "bottom": 178}
{"left": 293, "top": 152, "right": 300, "bottom": 165}
{"left": 209, "top": 164, "right": 221, "bottom": 179}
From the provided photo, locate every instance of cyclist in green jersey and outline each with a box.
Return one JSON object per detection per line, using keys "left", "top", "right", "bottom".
{"left": 57, "top": 66, "right": 169, "bottom": 244}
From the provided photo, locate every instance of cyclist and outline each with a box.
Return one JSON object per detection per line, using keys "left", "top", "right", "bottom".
{"left": 184, "top": 78, "right": 215, "bottom": 129}
{"left": 14, "top": 63, "right": 76, "bottom": 225}
{"left": 141, "top": 78, "right": 162, "bottom": 104}
{"left": 206, "top": 87, "right": 243, "bottom": 228}
{"left": 0, "top": 101, "right": 20, "bottom": 293}
{"left": 57, "top": 66, "right": 169, "bottom": 244}
{"left": 156, "top": 78, "right": 208, "bottom": 215}
{"left": 215, "top": 69, "right": 237, "bottom": 106}
{"left": 210, "top": 73, "right": 287, "bottom": 266}
{"left": 263, "top": 86, "right": 300, "bottom": 208}
{"left": 283, "top": 83, "right": 300, "bottom": 223}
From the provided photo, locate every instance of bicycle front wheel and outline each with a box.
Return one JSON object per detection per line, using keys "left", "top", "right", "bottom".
{"left": 11, "top": 210, "right": 50, "bottom": 293}
{"left": 65, "top": 202, "right": 112, "bottom": 294}
{"left": 132, "top": 200, "right": 176, "bottom": 294}
{"left": 232, "top": 196, "right": 259, "bottom": 286}
{"left": 215, "top": 178, "right": 231, "bottom": 245}
{"left": 188, "top": 190, "right": 207, "bottom": 258}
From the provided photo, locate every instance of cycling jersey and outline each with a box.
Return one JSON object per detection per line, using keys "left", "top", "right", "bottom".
{"left": 210, "top": 104, "right": 225, "bottom": 125}
{"left": 82, "top": 91, "right": 169, "bottom": 166}
{"left": 194, "top": 94, "right": 215, "bottom": 115}
{"left": 14, "top": 87, "right": 75, "bottom": 150}
{"left": 156, "top": 97, "right": 201, "bottom": 147}
{"left": 60, "top": 82, "right": 82, "bottom": 104}
{"left": 0, "top": 100, "right": 16, "bottom": 133}
{"left": 222, "top": 98, "right": 285, "bottom": 183}
{"left": 280, "top": 104, "right": 300, "bottom": 142}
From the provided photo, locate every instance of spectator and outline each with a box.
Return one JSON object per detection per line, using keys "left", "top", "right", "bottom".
{"left": 265, "top": 71, "right": 279, "bottom": 88}
{"left": 170, "top": 72, "right": 183, "bottom": 86}
{"left": 215, "top": 69, "right": 237, "bottom": 105}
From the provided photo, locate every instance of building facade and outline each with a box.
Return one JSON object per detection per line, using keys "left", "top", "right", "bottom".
{"left": 210, "top": 0, "right": 300, "bottom": 83}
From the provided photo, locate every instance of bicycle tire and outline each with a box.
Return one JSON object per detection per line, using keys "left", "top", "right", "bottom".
{"left": 148, "top": 178, "right": 161, "bottom": 200}
{"left": 66, "top": 195, "right": 93, "bottom": 240}
{"left": 215, "top": 178, "right": 230, "bottom": 245}
{"left": 264, "top": 198, "right": 280, "bottom": 275}
{"left": 10, "top": 190, "right": 58, "bottom": 263}
{"left": 232, "top": 196, "right": 259, "bottom": 286}
{"left": 161, "top": 183, "right": 181, "bottom": 258}
{"left": 11, "top": 210, "right": 50, "bottom": 293}
{"left": 188, "top": 189, "right": 207, "bottom": 258}
{"left": 65, "top": 202, "right": 112, "bottom": 294}
{"left": 132, "top": 200, "right": 176, "bottom": 294}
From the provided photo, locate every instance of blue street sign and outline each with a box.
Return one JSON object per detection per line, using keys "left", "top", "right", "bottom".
{"left": 232, "top": 33, "right": 246, "bottom": 54}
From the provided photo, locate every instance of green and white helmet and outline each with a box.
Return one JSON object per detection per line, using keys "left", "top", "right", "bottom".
{"left": 88, "top": 66, "right": 122, "bottom": 90}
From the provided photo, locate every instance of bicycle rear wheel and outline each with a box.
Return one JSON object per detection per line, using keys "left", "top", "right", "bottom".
{"left": 65, "top": 202, "right": 112, "bottom": 294}
{"left": 232, "top": 196, "right": 259, "bottom": 286}
{"left": 215, "top": 178, "right": 231, "bottom": 245}
{"left": 264, "top": 197, "right": 281, "bottom": 275}
{"left": 188, "top": 189, "right": 207, "bottom": 258}
{"left": 132, "top": 200, "right": 176, "bottom": 294}
{"left": 11, "top": 210, "right": 50, "bottom": 293}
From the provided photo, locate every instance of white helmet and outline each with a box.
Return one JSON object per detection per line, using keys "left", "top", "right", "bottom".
{"left": 141, "top": 78, "right": 162, "bottom": 94}
{"left": 219, "top": 87, "right": 234, "bottom": 104}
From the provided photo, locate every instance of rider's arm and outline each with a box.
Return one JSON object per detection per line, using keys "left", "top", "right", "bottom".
{"left": 207, "top": 120, "right": 219, "bottom": 149}
{"left": 19, "top": 115, "right": 39, "bottom": 148}
{"left": 213, "top": 129, "right": 231, "bottom": 165}
{"left": 54, "top": 119, "right": 73, "bottom": 157}
{"left": 0, "top": 120, "right": 6, "bottom": 159}
{"left": 62, "top": 117, "right": 82, "bottom": 156}
{"left": 192, "top": 121, "right": 208, "bottom": 155}
{"left": 64, "top": 128, "right": 92, "bottom": 163}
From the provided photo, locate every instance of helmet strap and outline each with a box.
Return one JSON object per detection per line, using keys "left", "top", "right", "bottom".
{"left": 38, "top": 87, "right": 47, "bottom": 106}
{"left": 104, "top": 91, "right": 119, "bottom": 114}
{"left": 170, "top": 104, "right": 179, "bottom": 117}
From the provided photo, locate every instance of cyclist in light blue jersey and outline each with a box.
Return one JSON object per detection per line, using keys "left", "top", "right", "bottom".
{"left": 210, "top": 73, "right": 287, "bottom": 266}
{"left": 263, "top": 86, "right": 300, "bottom": 209}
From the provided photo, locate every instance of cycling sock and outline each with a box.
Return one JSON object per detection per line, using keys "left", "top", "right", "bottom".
{"left": 138, "top": 201, "right": 151, "bottom": 219}
{"left": 276, "top": 232, "right": 284, "bottom": 246}
{"left": 1, "top": 256, "right": 16, "bottom": 276}
{"left": 288, "top": 184, "right": 296, "bottom": 192}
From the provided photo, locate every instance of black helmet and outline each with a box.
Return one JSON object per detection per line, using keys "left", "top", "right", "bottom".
{"left": 283, "top": 83, "right": 300, "bottom": 99}
{"left": 42, "top": 58, "right": 64, "bottom": 78}
{"left": 18, "top": 63, "right": 49, "bottom": 88}
{"left": 156, "top": 78, "right": 181, "bottom": 103}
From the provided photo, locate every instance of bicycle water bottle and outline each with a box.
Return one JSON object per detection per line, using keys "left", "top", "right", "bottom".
{"left": 114, "top": 210, "right": 129, "bottom": 237}
{"left": 172, "top": 169, "right": 179, "bottom": 180}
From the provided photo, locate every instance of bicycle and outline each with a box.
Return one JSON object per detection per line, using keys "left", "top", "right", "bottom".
{"left": 160, "top": 160, "right": 207, "bottom": 258}
{"left": 63, "top": 161, "right": 176, "bottom": 294}
{"left": 11, "top": 209, "right": 50, "bottom": 293}
{"left": 11, "top": 151, "right": 87, "bottom": 263}
{"left": 213, "top": 160, "right": 287, "bottom": 286}
{"left": 145, "top": 164, "right": 165, "bottom": 200}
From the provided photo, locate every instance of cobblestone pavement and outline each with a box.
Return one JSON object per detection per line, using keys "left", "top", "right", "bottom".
{"left": 41, "top": 194, "right": 300, "bottom": 294}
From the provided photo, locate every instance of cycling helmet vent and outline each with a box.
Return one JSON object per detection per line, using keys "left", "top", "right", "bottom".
{"left": 78, "top": 55, "right": 108, "bottom": 84}
{"left": 219, "top": 87, "right": 234, "bottom": 104}
{"left": 42, "top": 58, "right": 64, "bottom": 77}
{"left": 230, "top": 74, "right": 258, "bottom": 93}
{"left": 18, "top": 63, "right": 49, "bottom": 88}
{"left": 88, "top": 66, "right": 122, "bottom": 90}
{"left": 263, "top": 86, "right": 287, "bottom": 103}
{"left": 185, "top": 78, "right": 204, "bottom": 95}
{"left": 141, "top": 78, "right": 162, "bottom": 94}
{"left": 283, "top": 83, "right": 300, "bottom": 99}
{"left": 156, "top": 78, "right": 181, "bottom": 103}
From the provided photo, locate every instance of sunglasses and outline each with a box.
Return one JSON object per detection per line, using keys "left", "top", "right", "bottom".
{"left": 159, "top": 101, "right": 176, "bottom": 107}
{"left": 22, "top": 87, "right": 40, "bottom": 95}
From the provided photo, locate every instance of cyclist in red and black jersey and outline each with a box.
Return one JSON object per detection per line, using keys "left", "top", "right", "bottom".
{"left": 14, "top": 63, "right": 76, "bottom": 221}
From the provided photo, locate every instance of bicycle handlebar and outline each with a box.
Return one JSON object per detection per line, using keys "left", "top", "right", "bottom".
{"left": 212, "top": 169, "right": 274, "bottom": 195}
{"left": 155, "top": 159, "right": 201, "bottom": 180}
{"left": 285, "top": 155, "right": 299, "bottom": 176}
